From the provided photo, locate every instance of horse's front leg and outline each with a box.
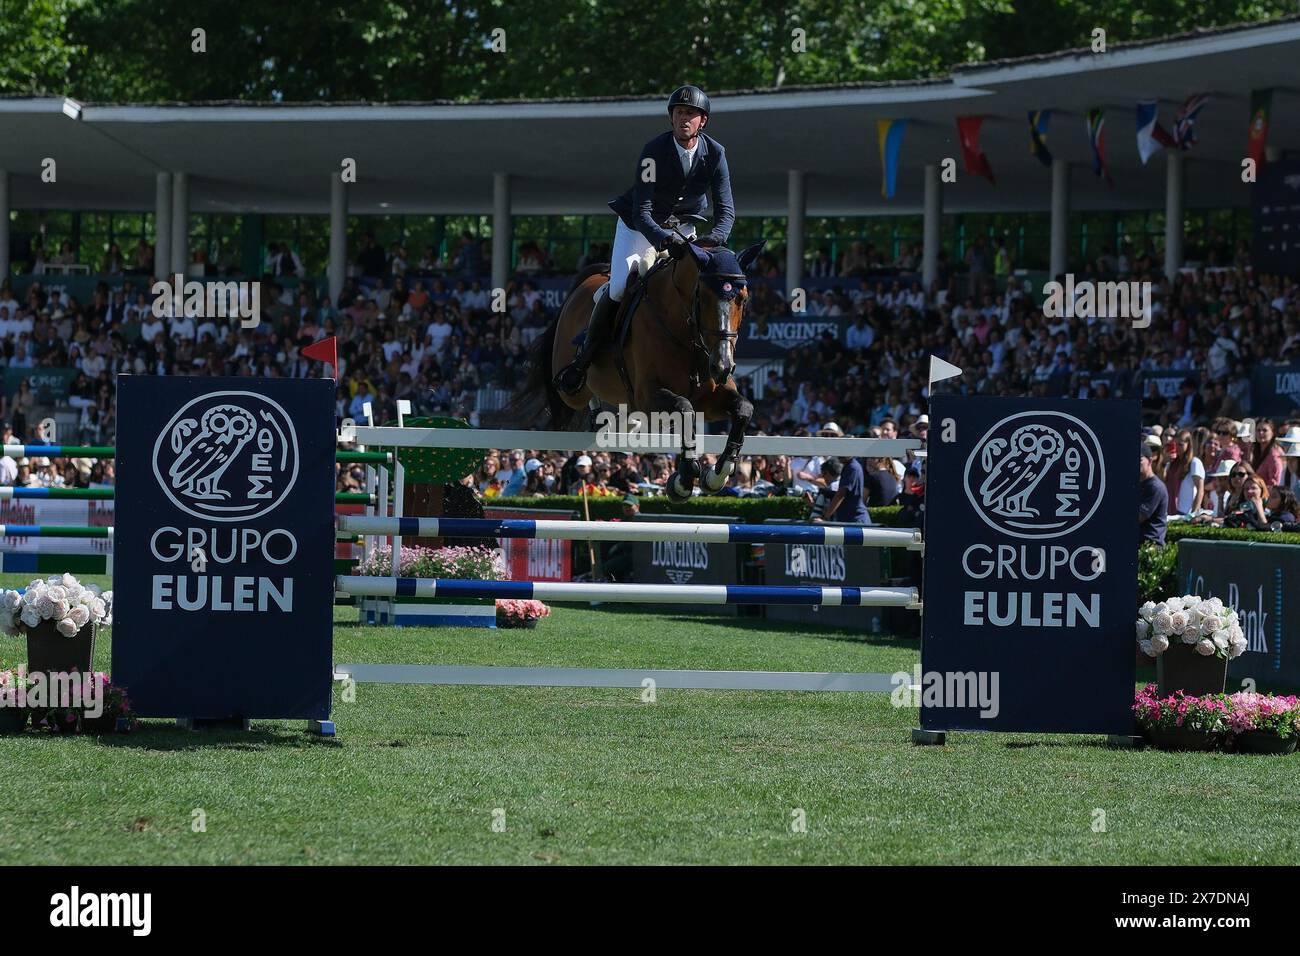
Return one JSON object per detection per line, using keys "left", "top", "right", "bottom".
{"left": 651, "top": 386, "right": 699, "bottom": 502}
{"left": 699, "top": 385, "right": 752, "bottom": 493}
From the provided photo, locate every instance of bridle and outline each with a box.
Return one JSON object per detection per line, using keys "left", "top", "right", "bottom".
{"left": 664, "top": 224, "right": 746, "bottom": 382}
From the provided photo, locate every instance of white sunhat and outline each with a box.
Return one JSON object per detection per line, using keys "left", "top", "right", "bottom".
{"left": 1209, "top": 459, "right": 1235, "bottom": 478}
{"left": 575, "top": 454, "right": 593, "bottom": 467}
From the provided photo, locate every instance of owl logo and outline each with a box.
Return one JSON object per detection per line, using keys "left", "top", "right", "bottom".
{"left": 167, "top": 405, "right": 258, "bottom": 501}
{"left": 153, "top": 391, "right": 299, "bottom": 522}
{"left": 977, "top": 425, "right": 1064, "bottom": 520}
{"left": 963, "top": 411, "right": 1104, "bottom": 539}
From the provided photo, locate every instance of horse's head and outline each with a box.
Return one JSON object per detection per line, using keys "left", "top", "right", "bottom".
{"left": 686, "top": 241, "right": 764, "bottom": 385}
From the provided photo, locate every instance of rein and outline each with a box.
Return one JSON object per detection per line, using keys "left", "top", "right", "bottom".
{"left": 665, "top": 258, "right": 745, "bottom": 386}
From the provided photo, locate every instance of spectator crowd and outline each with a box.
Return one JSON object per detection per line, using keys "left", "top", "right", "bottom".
{"left": 1, "top": 228, "right": 1297, "bottom": 533}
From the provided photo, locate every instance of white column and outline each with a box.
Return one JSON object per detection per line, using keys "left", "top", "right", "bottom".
{"left": 329, "top": 172, "right": 348, "bottom": 306}
{"left": 1164, "top": 152, "right": 1184, "bottom": 280}
{"left": 492, "top": 172, "right": 511, "bottom": 292}
{"left": 154, "top": 172, "right": 172, "bottom": 281}
{"left": 1049, "top": 159, "right": 1070, "bottom": 278}
{"left": 170, "top": 172, "right": 189, "bottom": 275}
{"left": 785, "top": 170, "right": 805, "bottom": 298}
{"left": 0, "top": 170, "right": 9, "bottom": 283}
{"left": 922, "top": 163, "right": 941, "bottom": 294}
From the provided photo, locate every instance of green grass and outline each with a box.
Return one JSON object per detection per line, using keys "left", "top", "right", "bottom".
{"left": 0, "top": 573, "right": 1296, "bottom": 864}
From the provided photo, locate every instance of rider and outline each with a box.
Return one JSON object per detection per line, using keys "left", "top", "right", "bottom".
{"left": 554, "top": 85, "right": 735, "bottom": 395}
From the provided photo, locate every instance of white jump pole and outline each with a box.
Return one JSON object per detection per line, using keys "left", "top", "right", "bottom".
{"left": 351, "top": 426, "right": 920, "bottom": 459}
{"left": 391, "top": 400, "right": 410, "bottom": 593}
{"left": 340, "top": 516, "right": 923, "bottom": 549}
{"left": 336, "top": 576, "right": 920, "bottom": 608}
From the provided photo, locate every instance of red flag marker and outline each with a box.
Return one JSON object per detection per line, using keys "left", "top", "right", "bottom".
{"left": 302, "top": 336, "right": 338, "bottom": 376}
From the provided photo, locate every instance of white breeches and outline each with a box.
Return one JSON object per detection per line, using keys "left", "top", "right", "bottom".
{"left": 609, "top": 218, "right": 695, "bottom": 301}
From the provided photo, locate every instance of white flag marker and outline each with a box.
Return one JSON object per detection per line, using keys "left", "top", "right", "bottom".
{"left": 929, "top": 356, "right": 963, "bottom": 389}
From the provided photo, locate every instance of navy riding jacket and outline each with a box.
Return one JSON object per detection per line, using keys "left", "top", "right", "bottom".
{"left": 608, "top": 131, "right": 735, "bottom": 250}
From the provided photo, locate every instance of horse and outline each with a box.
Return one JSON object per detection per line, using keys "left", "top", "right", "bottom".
{"left": 520, "top": 239, "right": 763, "bottom": 500}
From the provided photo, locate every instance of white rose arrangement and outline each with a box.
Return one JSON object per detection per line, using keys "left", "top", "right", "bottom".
{"left": 1138, "top": 594, "right": 1245, "bottom": 660}
{"left": 0, "top": 574, "right": 112, "bottom": 638}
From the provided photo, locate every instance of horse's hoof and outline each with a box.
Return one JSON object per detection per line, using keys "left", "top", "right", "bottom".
{"left": 700, "top": 466, "right": 727, "bottom": 493}
{"left": 667, "top": 474, "right": 693, "bottom": 501}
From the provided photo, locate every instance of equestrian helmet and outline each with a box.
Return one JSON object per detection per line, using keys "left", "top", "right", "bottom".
{"left": 667, "top": 85, "right": 711, "bottom": 117}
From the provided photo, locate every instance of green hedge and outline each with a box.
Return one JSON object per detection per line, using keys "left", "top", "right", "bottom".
{"left": 1165, "top": 525, "right": 1300, "bottom": 546}
{"left": 494, "top": 494, "right": 913, "bottom": 525}
{"left": 1139, "top": 525, "right": 1300, "bottom": 604}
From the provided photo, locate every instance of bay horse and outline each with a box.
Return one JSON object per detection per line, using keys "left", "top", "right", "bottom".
{"left": 520, "top": 238, "right": 763, "bottom": 500}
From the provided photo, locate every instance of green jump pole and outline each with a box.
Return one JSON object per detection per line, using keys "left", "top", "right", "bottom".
{"left": 0, "top": 488, "right": 373, "bottom": 504}
{"left": 0, "top": 525, "right": 112, "bottom": 538}
{"left": 3, "top": 446, "right": 392, "bottom": 464}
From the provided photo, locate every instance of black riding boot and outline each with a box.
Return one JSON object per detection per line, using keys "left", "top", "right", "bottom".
{"left": 555, "top": 283, "right": 617, "bottom": 396}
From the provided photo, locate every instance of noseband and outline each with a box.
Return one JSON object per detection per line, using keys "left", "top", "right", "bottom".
{"left": 671, "top": 260, "right": 746, "bottom": 383}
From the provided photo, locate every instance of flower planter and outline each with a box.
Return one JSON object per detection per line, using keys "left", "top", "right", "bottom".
{"left": 77, "top": 711, "right": 122, "bottom": 735}
{"left": 1234, "top": 730, "right": 1297, "bottom": 755}
{"left": 1145, "top": 725, "right": 1219, "bottom": 752}
{"left": 0, "top": 706, "right": 27, "bottom": 734}
{"left": 25, "top": 620, "right": 97, "bottom": 675}
{"left": 1156, "top": 642, "right": 1227, "bottom": 697}
{"left": 497, "top": 617, "right": 539, "bottom": 629}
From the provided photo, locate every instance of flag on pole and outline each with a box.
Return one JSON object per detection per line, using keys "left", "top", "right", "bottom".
{"left": 956, "top": 116, "right": 996, "bottom": 185}
{"left": 1028, "top": 110, "right": 1053, "bottom": 166}
{"left": 929, "top": 356, "right": 963, "bottom": 389}
{"left": 1173, "top": 93, "right": 1210, "bottom": 149}
{"left": 1135, "top": 101, "right": 1177, "bottom": 165}
{"left": 302, "top": 336, "right": 338, "bottom": 377}
{"left": 1247, "top": 89, "right": 1272, "bottom": 170}
{"left": 1086, "top": 109, "right": 1113, "bottom": 187}
{"left": 877, "top": 119, "right": 908, "bottom": 199}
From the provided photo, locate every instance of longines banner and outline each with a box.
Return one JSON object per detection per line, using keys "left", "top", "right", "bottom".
{"left": 632, "top": 523, "right": 740, "bottom": 616}
{"left": 922, "top": 395, "right": 1138, "bottom": 734}
{"left": 1134, "top": 370, "right": 1192, "bottom": 403}
{"left": 740, "top": 315, "right": 853, "bottom": 359}
{"left": 114, "top": 375, "right": 335, "bottom": 719}
{"left": 1179, "top": 539, "right": 1299, "bottom": 689}
{"left": 1250, "top": 363, "right": 1300, "bottom": 418}
{"left": 765, "top": 535, "right": 889, "bottom": 632}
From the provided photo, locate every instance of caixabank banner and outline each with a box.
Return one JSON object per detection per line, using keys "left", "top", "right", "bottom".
{"left": 1179, "top": 539, "right": 1299, "bottom": 690}
{"left": 113, "top": 376, "right": 336, "bottom": 719}
{"left": 922, "top": 396, "right": 1138, "bottom": 734}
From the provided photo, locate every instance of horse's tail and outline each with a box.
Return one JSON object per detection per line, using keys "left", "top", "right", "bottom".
{"left": 504, "top": 316, "right": 578, "bottom": 430}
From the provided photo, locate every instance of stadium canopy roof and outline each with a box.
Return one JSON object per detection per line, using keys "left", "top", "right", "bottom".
{"left": 2, "top": 16, "right": 1299, "bottom": 217}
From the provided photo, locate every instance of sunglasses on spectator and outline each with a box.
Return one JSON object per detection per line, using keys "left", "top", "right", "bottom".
{"left": 1230, "top": 471, "right": 1246, "bottom": 479}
